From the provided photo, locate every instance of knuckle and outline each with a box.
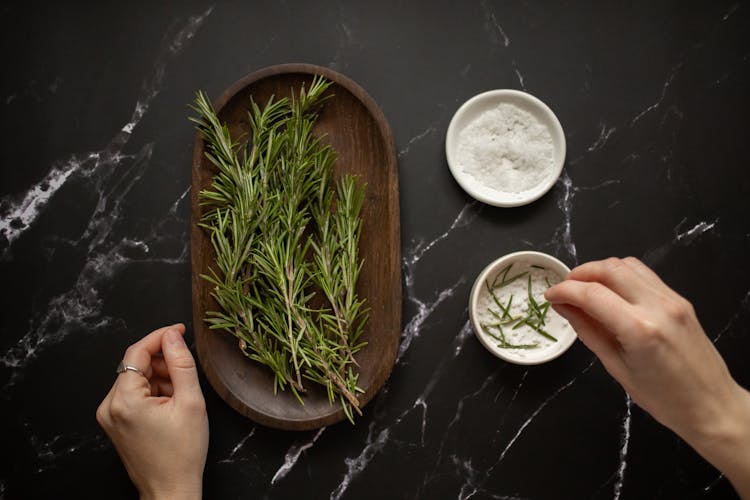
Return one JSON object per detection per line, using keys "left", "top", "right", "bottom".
{"left": 622, "top": 256, "right": 640, "bottom": 266}
{"left": 183, "top": 394, "right": 206, "bottom": 413}
{"left": 108, "top": 397, "right": 130, "bottom": 421}
{"left": 124, "top": 345, "right": 138, "bottom": 360}
{"left": 171, "top": 352, "right": 196, "bottom": 370}
{"left": 603, "top": 256, "right": 624, "bottom": 270}
{"left": 636, "top": 317, "right": 661, "bottom": 338}
{"left": 666, "top": 297, "right": 694, "bottom": 324}
{"left": 95, "top": 404, "right": 107, "bottom": 426}
{"left": 632, "top": 316, "right": 663, "bottom": 345}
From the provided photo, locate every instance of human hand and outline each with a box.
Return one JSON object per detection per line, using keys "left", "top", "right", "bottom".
{"left": 544, "top": 257, "right": 750, "bottom": 498}
{"left": 96, "top": 324, "right": 209, "bottom": 500}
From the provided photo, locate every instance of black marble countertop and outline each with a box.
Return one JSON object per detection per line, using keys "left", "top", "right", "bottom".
{"left": 2, "top": 2, "right": 749, "bottom": 499}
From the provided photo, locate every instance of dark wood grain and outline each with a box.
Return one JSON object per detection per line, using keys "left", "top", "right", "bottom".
{"left": 191, "top": 64, "right": 401, "bottom": 430}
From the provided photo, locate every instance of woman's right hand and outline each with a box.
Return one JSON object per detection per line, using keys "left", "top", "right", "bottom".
{"left": 545, "top": 257, "right": 750, "bottom": 498}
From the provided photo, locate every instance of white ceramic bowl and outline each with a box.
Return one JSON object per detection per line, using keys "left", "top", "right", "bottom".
{"left": 469, "top": 251, "right": 576, "bottom": 364}
{"left": 445, "top": 89, "right": 566, "bottom": 207}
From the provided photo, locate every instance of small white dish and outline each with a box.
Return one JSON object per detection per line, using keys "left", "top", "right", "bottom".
{"left": 469, "top": 251, "right": 576, "bottom": 365}
{"left": 445, "top": 89, "right": 566, "bottom": 207}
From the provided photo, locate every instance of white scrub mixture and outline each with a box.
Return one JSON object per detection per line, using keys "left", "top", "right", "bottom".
{"left": 475, "top": 260, "right": 571, "bottom": 358}
{"left": 456, "top": 103, "right": 554, "bottom": 193}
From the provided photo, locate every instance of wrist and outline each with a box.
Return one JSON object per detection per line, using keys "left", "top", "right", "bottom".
{"left": 140, "top": 481, "right": 202, "bottom": 500}
{"left": 683, "top": 382, "right": 750, "bottom": 496}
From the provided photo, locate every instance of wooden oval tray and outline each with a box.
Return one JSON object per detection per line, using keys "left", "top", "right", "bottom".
{"left": 191, "top": 64, "right": 401, "bottom": 430}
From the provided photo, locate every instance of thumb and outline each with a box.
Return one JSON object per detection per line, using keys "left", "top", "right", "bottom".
{"left": 161, "top": 327, "right": 202, "bottom": 403}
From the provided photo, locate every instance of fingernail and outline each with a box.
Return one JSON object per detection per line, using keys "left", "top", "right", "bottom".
{"left": 165, "top": 327, "right": 184, "bottom": 346}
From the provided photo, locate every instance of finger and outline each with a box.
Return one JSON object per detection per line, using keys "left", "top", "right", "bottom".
{"left": 150, "top": 356, "right": 170, "bottom": 379}
{"left": 552, "top": 304, "right": 627, "bottom": 382}
{"left": 96, "top": 383, "right": 117, "bottom": 429}
{"left": 149, "top": 376, "right": 174, "bottom": 397}
{"left": 544, "top": 279, "right": 639, "bottom": 343}
{"left": 552, "top": 304, "right": 620, "bottom": 362}
{"left": 119, "top": 324, "right": 186, "bottom": 396}
{"left": 621, "top": 257, "right": 674, "bottom": 296}
{"left": 565, "top": 258, "right": 650, "bottom": 304}
{"left": 161, "top": 327, "right": 203, "bottom": 406}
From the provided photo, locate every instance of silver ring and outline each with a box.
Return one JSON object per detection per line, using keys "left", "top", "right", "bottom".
{"left": 116, "top": 360, "right": 147, "bottom": 378}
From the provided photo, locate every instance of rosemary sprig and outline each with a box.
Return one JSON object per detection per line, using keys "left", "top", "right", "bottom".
{"left": 479, "top": 263, "right": 559, "bottom": 350}
{"left": 191, "top": 76, "right": 368, "bottom": 421}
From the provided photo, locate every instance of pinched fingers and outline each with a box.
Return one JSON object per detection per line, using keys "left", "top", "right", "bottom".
{"left": 544, "top": 279, "right": 639, "bottom": 343}
{"left": 149, "top": 376, "right": 174, "bottom": 397}
{"left": 117, "top": 324, "right": 186, "bottom": 396}
{"left": 161, "top": 328, "right": 204, "bottom": 411}
{"left": 150, "top": 355, "right": 169, "bottom": 379}
{"left": 565, "top": 257, "right": 652, "bottom": 304}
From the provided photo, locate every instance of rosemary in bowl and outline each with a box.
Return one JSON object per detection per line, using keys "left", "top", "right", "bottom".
{"left": 469, "top": 251, "right": 577, "bottom": 365}
{"left": 190, "top": 76, "right": 368, "bottom": 422}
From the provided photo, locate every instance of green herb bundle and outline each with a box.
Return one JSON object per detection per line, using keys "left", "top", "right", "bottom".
{"left": 190, "top": 76, "right": 368, "bottom": 421}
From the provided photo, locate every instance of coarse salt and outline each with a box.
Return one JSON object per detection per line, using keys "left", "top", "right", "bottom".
{"left": 456, "top": 103, "right": 554, "bottom": 193}
{"left": 475, "top": 261, "right": 571, "bottom": 358}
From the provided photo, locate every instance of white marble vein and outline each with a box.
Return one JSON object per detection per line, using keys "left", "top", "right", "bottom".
{"left": 0, "top": 6, "right": 210, "bottom": 385}
{"left": 512, "top": 60, "right": 526, "bottom": 90}
{"left": 399, "top": 202, "right": 479, "bottom": 360}
{"left": 1, "top": 170, "right": 190, "bottom": 389}
{"left": 488, "top": 359, "right": 596, "bottom": 473}
{"left": 416, "top": 320, "right": 475, "bottom": 446}
{"left": 0, "top": 6, "right": 212, "bottom": 253}
{"left": 642, "top": 218, "right": 718, "bottom": 266}
{"left": 547, "top": 165, "right": 620, "bottom": 267}
{"left": 327, "top": 200, "right": 485, "bottom": 497}
{"left": 674, "top": 219, "right": 717, "bottom": 245}
{"left": 329, "top": 4, "right": 357, "bottom": 71}
{"left": 219, "top": 428, "right": 256, "bottom": 464}
{"left": 722, "top": 2, "right": 740, "bottom": 21}
{"left": 551, "top": 170, "right": 578, "bottom": 265}
{"left": 399, "top": 280, "right": 464, "bottom": 362}
{"left": 713, "top": 290, "right": 750, "bottom": 344}
{"left": 630, "top": 62, "right": 684, "bottom": 127}
{"left": 713, "top": 50, "right": 750, "bottom": 86}
{"left": 84, "top": 143, "right": 154, "bottom": 251}
{"left": 330, "top": 422, "right": 391, "bottom": 500}
{"left": 703, "top": 472, "right": 725, "bottom": 493}
{"left": 330, "top": 198, "right": 479, "bottom": 497}
{"left": 454, "top": 455, "right": 531, "bottom": 500}
{"left": 398, "top": 125, "right": 438, "bottom": 158}
{"left": 454, "top": 455, "right": 480, "bottom": 500}
{"left": 429, "top": 361, "right": 502, "bottom": 479}
{"left": 271, "top": 427, "right": 326, "bottom": 484}
{"left": 1, "top": 140, "right": 152, "bottom": 374}
{"left": 333, "top": 321, "right": 475, "bottom": 499}
{"left": 587, "top": 123, "right": 617, "bottom": 153}
{"left": 28, "top": 429, "right": 108, "bottom": 473}
{"left": 403, "top": 202, "right": 479, "bottom": 277}
{"left": 0, "top": 152, "right": 99, "bottom": 251}
{"left": 480, "top": 0, "right": 510, "bottom": 47}
{"left": 4, "top": 77, "right": 61, "bottom": 106}
{"left": 612, "top": 395, "right": 632, "bottom": 500}
{"left": 168, "top": 6, "right": 214, "bottom": 54}
{"left": 500, "top": 370, "right": 526, "bottom": 406}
